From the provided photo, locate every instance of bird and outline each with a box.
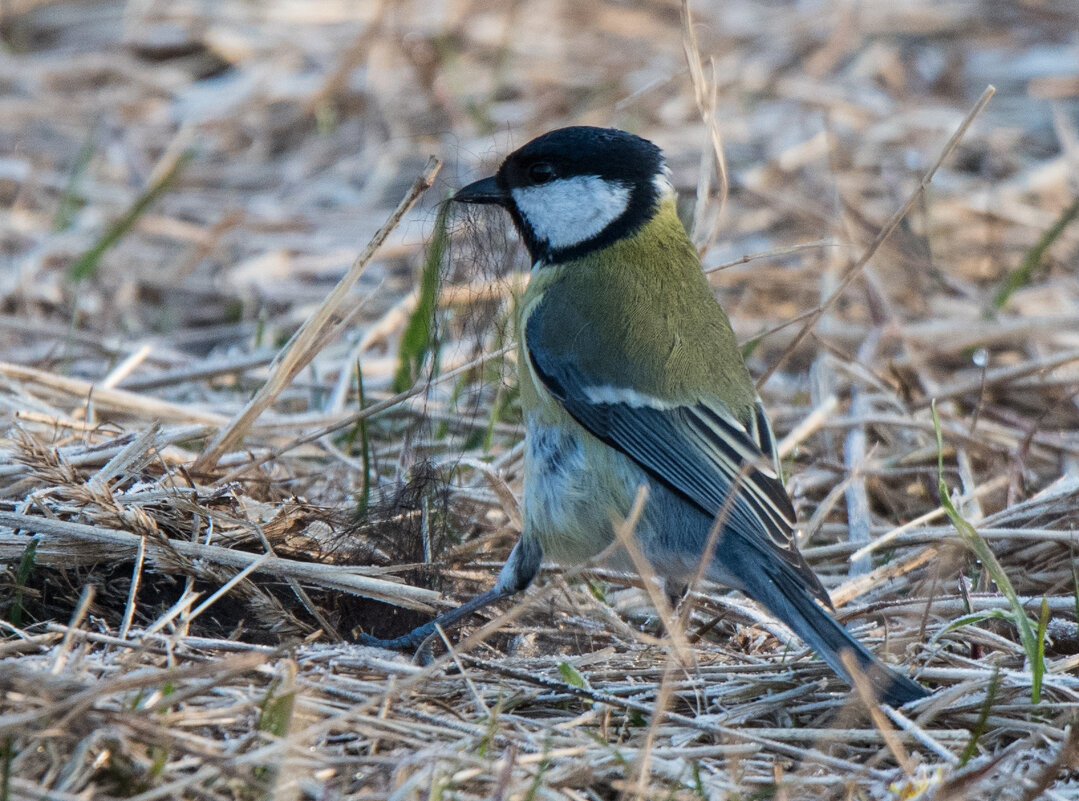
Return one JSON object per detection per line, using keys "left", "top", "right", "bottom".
{"left": 360, "top": 126, "right": 928, "bottom": 706}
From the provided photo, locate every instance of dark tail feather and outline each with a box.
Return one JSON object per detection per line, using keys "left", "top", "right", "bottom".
{"left": 731, "top": 552, "right": 927, "bottom": 706}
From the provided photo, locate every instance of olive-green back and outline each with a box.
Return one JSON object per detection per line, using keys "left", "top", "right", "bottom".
{"left": 521, "top": 198, "right": 757, "bottom": 419}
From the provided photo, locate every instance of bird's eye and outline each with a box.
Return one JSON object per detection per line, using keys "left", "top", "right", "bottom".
{"left": 528, "top": 162, "right": 555, "bottom": 184}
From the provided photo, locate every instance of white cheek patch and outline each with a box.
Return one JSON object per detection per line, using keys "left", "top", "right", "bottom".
{"left": 511, "top": 175, "right": 631, "bottom": 252}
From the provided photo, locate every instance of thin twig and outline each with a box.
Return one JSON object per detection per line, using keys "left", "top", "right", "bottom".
{"left": 194, "top": 156, "right": 442, "bottom": 472}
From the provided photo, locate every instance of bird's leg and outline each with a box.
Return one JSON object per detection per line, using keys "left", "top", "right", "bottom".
{"left": 357, "top": 537, "right": 542, "bottom": 652}
{"left": 646, "top": 577, "right": 690, "bottom": 638}
{"left": 356, "top": 586, "right": 511, "bottom": 651}
{"left": 664, "top": 578, "right": 689, "bottom": 613}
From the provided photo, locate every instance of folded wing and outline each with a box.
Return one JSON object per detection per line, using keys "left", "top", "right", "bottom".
{"left": 526, "top": 324, "right": 832, "bottom": 609}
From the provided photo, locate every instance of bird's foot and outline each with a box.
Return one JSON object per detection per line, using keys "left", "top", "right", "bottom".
{"left": 357, "top": 622, "right": 439, "bottom": 653}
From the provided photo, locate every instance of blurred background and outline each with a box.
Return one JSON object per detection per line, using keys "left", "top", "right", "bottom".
{"left": 3, "top": 0, "right": 1075, "bottom": 365}
{"left": 2, "top": 1, "right": 1079, "bottom": 798}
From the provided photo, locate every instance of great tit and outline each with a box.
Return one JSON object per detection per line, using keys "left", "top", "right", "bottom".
{"left": 362, "top": 126, "right": 927, "bottom": 706}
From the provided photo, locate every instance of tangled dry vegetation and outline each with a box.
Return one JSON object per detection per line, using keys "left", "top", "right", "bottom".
{"left": 2, "top": 1, "right": 1079, "bottom": 799}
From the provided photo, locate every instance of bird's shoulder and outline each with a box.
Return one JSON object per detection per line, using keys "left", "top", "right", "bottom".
{"left": 522, "top": 218, "right": 756, "bottom": 415}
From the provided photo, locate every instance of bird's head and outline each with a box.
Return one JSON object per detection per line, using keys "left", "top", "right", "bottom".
{"left": 453, "top": 126, "right": 673, "bottom": 265}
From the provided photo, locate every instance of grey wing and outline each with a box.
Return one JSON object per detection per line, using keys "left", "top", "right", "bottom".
{"left": 526, "top": 329, "right": 832, "bottom": 609}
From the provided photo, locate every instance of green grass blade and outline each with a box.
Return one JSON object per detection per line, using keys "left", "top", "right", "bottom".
{"left": 7, "top": 536, "right": 38, "bottom": 627}
{"left": 68, "top": 149, "right": 195, "bottom": 281}
{"left": 1034, "top": 596, "right": 1049, "bottom": 705}
{"left": 932, "top": 401, "right": 1042, "bottom": 702}
{"left": 992, "top": 196, "right": 1079, "bottom": 309}
{"left": 53, "top": 136, "right": 96, "bottom": 232}
{"left": 257, "top": 680, "right": 296, "bottom": 737}
{"left": 958, "top": 668, "right": 1000, "bottom": 766}
{"left": 557, "top": 661, "right": 587, "bottom": 689}
{"left": 393, "top": 200, "right": 449, "bottom": 392}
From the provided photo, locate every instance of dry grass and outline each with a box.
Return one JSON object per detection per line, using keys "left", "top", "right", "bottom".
{"left": 2, "top": 1, "right": 1079, "bottom": 799}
